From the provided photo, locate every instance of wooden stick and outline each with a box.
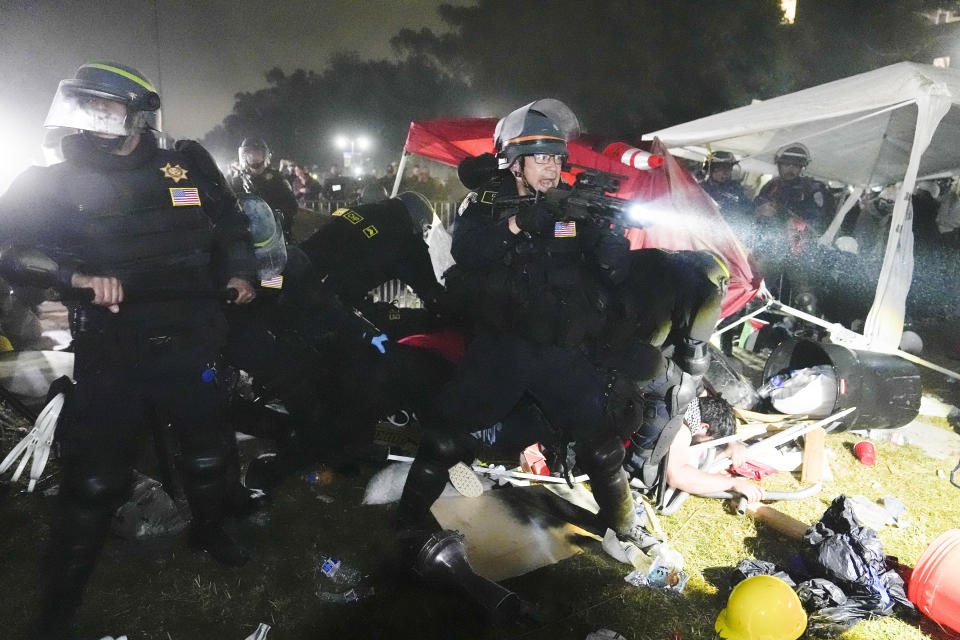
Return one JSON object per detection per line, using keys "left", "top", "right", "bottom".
{"left": 801, "top": 426, "right": 826, "bottom": 484}
{"left": 744, "top": 504, "right": 810, "bottom": 540}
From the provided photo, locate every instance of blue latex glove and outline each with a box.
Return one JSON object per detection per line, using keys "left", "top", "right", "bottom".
{"left": 369, "top": 333, "right": 389, "bottom": 354}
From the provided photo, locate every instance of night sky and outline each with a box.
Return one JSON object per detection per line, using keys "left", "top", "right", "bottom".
{"left": 0, "top": 0, "right": 468, "bottom": 177}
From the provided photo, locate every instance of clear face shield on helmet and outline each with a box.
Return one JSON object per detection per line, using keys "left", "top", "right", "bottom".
{"left": 238, "top": 194, "right": 288, "bottom": 280}
{"left": 240, "top": 149, "right": 268, "bottom": 173}
{"left": 494, "top": 98, "right": 580, "bottom": 170}
{"left": 43, "top": 82, "right": 141, "bottom": 137}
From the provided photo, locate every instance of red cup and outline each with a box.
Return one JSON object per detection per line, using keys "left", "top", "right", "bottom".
{"left": 854, "top": 440, "right": 876, "bottom": 466}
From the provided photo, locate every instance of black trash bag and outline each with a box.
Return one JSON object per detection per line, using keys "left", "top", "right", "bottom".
{"left": 111, "top": 470, "right": 187, "bottom": 539}
{"left": 735, "top": 558, "right": 796, "bottom": 586}
{"left": 796, "top": 578, "right": 847, "bottom": 610}
{"left": 801, "top": 495, "right": 915, "bottom": 619}
{"left": 806, "top": 596, "right": 880, "bottom": 637}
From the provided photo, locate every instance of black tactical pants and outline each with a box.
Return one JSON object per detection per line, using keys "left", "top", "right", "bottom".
{"left": 397, "top": 331, "right": 635, "bottom": 539}
{"left": 39, "top": 324, "right": 231, "bottom": 636}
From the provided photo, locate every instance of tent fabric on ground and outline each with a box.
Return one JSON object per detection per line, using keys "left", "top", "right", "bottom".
{"left": 400, "top": 118, "right": 758, "bottom": 318}
{"left": 643, "top": 62, "right": 960, "bottom": 351}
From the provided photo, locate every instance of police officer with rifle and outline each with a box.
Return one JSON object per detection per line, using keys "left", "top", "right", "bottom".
{"left": 395, "top": 100, "right": 668, "bottom": 599}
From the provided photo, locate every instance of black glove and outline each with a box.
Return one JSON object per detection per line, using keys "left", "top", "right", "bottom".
{"left": 514, "top": 201, "right": 558, "bottom": 235}
{"left": 595, "top": 231, "right": 630, "bottom": 283}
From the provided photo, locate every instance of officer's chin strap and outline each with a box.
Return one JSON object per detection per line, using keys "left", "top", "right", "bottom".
{"left": 514, "top": 157, "right": 549, "bottom": 199}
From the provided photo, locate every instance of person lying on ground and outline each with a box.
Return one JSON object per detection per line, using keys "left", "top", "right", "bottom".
{"left": 625, "top": 395, "right": 763, "bottom": 505}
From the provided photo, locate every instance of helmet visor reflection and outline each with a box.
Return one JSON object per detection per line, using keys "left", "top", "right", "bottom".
{"left": 44, "top": 83, "right": 131, "bottom": 136}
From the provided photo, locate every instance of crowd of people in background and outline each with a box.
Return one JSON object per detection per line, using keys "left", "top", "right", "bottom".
{"left": 247, "top": 156, "right": 462, "bottom": 211}
{"left": 696, "top": 144, "right": 960, "bottom": 342}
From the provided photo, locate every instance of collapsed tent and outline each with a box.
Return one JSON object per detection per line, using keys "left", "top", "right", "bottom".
{"left": 644, "top": 62, "right": 960, "bottom": 351}
{"left": 396, "top": 118, "right": 759, "bottom": 317}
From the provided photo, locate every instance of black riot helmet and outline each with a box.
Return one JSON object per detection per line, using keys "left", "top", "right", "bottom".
{"left": 358, "top": 181, "right": 389, "bottom": 205}
{"left": 239, "top": 138, "right": 271, "bottom": 173}
{"left": 704, "top": 150, "right": 740, "bottom": 182}
{"left": 705, "top": 150, "right": 738, "bottom": 171}
{"left": 395, "top": 191, "right": 436, "bottom": 235}
{"left": 44, "top": 61, "right": 162, "bottom": 137}
{"left": 494, "top": 99, "right": 580, "bottom": 169}
{"left": 774, "top": 143, "right": 811, "bottom": 167}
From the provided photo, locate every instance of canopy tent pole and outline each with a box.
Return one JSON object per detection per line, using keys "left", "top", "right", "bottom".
{"left": 819, "top": 186, "right": 864, "bottom": 247}
{"left": 864, "top": 87, "right": 952, "bottom": 350}
{"left": 390, "top": 151, "right": 408, "bottom": 198}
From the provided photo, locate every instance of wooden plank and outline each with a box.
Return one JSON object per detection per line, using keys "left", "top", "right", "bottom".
{"left": 801, "top": 426, "right": 826, "bottom": 484}
{"left": 744, "top": 504, "right": 810, "bottom": 540}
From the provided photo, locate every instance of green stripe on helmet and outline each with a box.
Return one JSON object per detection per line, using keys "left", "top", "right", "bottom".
{"left": 81, "top": 63, "right": 157, "bottom": 93}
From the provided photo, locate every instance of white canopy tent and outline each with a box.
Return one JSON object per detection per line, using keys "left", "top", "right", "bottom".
{"left": 644, "top": 62, "right": 960, "bottom": 352}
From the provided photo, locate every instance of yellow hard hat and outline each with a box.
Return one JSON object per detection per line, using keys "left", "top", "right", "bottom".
{"left": 715, "top": 575, "right": 807, "bottom": 640}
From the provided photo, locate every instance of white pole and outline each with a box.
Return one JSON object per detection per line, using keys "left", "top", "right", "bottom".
{"left": 819, "top": 186, "right": 864, "bottom": 247}
{"left": 391, "top": 151, "right": 409, "bottom": 198}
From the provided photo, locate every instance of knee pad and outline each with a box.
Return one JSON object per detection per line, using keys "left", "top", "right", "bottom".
{"left": 60, "top": 467, "right": 131, "bottom": 508}
{"left": 576, "top": 435, "right": 625, "bottom": 477}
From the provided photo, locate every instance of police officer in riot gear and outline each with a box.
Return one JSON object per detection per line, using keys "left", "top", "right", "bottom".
{"left": 0, "top": 61, "right": 257, "bottom": 638}
{"left": 395, "top": 100, "right": 659, "bottom": 588}
{"left": 229, "top": 138, "right": 300, "bottom": 240}
{"left": 700, "top": 150, "right": 752, "bottom": 223}
{"left": 753, "top": 143, "right": 834, "bottom": 302}
{"left": 298, "top": 190, "right": 446, "bottom": 313}
{"left": 232, "top": 190, "right": 451, "bottom": 492}
{"left": 754, "top": 143, "right": 834, "bottom": 237}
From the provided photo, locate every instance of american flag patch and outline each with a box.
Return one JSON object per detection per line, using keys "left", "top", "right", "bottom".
{"left": 260, "top": 275, "right": 284, "bottom": 289}
{"left": 554, "top": 221, "right": 576, "bottom": 237}
{"left": 169, "top": 187, "right": 200, "bottom": 206}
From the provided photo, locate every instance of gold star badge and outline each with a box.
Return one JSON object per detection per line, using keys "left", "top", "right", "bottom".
{"left": 160, "top": 163, "right": 189, "bottom": 183}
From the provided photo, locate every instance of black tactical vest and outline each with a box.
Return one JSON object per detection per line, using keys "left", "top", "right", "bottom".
{"left": 453, "top": 178, "right": 604, "bottom": 346}
{"left": 50, "top": 146, "right": 216, "bottom": 291}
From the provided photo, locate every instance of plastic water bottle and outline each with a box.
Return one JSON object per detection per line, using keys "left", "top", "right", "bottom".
{"left": 318, "top": 556, "right": 363, "bottom": 585}
{"left": 767, "top": 365, "right": 838, "bottom": 416}
{"left": 757, "top": 370, "right": 796, "bottom": 398}
{"left": 622, "top": 542, "right": 654, "bottom": 573}
{"left": 760, "top": 366, "right": 833, "bottom": 398}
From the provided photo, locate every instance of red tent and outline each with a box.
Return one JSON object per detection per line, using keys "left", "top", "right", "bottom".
{"left": 402, "top": 119, "right": 759, "bottom": 317}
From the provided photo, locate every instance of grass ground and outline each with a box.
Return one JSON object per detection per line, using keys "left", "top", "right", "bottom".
{"left": 2, "top": 344, "right": 960, "bottom": 639}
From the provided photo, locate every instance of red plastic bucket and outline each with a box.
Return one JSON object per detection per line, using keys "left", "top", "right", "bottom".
{"left": 909, "top": 529, "right": 960, "bottom": 633}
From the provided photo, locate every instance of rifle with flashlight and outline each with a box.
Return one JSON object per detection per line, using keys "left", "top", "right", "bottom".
{"left": 493, "top": 165, "right": 653, "bottom": 230}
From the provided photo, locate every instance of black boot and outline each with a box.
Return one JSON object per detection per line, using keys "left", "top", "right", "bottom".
{"left": 181, "top": 454, "right": 251, "bottom": 567}
{"left": 188, "top": 521, "right": 251, "bottom": 567}
{"left": 396, "top": 457, "right": 450, "bottom": 533}
{"left": 576, "top": 436, "right": 639, "bottom": 536}
{"left": 36, "top": 477, "right": 122, "bottom": 640}
{"left": 585, "top": 460, "right": 662, "bottom": 554}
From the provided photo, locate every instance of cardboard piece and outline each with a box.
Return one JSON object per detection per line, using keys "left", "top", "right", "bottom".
{"left": 431, "top": 484, "right": 600, "bottom": 582}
